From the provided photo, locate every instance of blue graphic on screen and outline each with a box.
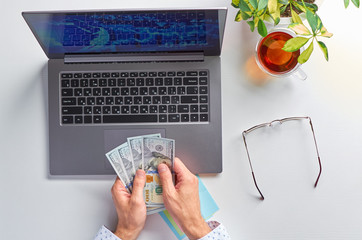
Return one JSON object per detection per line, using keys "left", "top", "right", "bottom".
{"left": 24, "top": 10, "right": 221, "bottom": 58}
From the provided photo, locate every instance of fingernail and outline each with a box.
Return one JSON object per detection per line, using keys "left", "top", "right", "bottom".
{"left": 136, "top": 169, "right": 145, "bottom": 178}
{"left": 158, "top": 164, "right": 167, "bottom": 173}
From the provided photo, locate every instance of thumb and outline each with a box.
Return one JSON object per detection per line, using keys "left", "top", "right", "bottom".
{"left": 131, "top": 169, "right": 146, "bottom": 200}
{"left": 158, "top": 163, "right": 175, "bottom": 195}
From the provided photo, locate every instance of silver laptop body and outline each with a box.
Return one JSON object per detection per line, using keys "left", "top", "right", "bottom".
{"left": 22, "top": 8, "right": 227, "bottom": 175}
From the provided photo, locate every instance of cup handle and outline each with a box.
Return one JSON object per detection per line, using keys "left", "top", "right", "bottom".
{"left": 292, "top": 68, "right": 307, "bottom": 81}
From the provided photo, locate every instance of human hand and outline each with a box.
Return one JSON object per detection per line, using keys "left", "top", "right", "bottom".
{"left": 158, "top": 158, "right": 211, "bottom": 240}
{"left": 111, "top": 170, "right": 147, "bottom": 240}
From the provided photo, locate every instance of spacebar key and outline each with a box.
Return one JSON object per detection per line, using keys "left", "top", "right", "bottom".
{"left": 103, "top": 115, "right": 158, "bottom": 123}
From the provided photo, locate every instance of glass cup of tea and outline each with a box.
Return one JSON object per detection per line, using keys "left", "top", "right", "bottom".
{"left": 255, "top": 28, "right": 307, "bottom": 80}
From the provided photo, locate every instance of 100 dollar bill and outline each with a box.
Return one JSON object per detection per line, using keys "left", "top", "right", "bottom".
{"left": 142, "top": 137, "right": 175, "bottom": 206}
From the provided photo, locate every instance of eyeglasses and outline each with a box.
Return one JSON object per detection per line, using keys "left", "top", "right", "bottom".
{"left": 242, "top": 116, "right": 322, "bottom": 200}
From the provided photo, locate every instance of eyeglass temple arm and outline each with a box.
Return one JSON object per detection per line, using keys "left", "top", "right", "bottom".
{"left": 308, "top": 117, "right": 322, "bottom": 188}
{"left": 243, "top": 132, "right": 265, "bottom": 200}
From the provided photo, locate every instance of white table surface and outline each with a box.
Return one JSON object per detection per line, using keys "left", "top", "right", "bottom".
{"left": 1, "top": 0, "right": 362, "bottom": 239}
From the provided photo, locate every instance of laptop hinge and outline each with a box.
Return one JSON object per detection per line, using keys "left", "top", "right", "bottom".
{"left": 64, "top": 52, "right": 204, "bottom": 64}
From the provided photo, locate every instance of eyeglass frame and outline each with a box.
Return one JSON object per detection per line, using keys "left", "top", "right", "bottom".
{"left": 242, "top": 116, "right": 322, "bottom": 200}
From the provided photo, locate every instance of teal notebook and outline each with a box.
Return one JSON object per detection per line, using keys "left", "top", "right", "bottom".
{"left": 159, "top": 176, "right": 219, "bottom": 240}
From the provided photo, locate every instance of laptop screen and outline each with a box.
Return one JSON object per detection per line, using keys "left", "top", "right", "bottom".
{"left": 23, "top": 9, "right": 226, "bottom": 59}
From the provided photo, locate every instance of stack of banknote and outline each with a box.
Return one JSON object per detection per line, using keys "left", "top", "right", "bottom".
{"left": 105, "top": 134, "right": 175, "bottom": 215}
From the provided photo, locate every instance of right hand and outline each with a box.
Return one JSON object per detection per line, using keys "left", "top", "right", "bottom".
{"left": 158, "top": 158, "right": 211, "bottom": 240}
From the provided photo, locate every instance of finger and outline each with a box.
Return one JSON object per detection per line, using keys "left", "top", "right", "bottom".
{"left": 173, "top": 157, "right": 192, "bottom": 178}
{"left": 112, "top": 177, "right": 127, "bottom": 192}
{"left": 158, "top": 163, "right": 175, "bottom": 195}
{"left": 131, "top": 169, "right": 146, "bottom": 201}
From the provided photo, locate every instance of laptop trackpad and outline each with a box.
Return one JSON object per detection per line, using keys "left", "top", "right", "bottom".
{"left": 104, "top": 128, "right": 166, "bottom": 170}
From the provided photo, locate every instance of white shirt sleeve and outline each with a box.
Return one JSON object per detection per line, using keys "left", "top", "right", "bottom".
{"left": 197, "top": 221, "right": 231, "bottom": 240}
{"left": 94, "top": 226, "right": 122, "bottom": 240}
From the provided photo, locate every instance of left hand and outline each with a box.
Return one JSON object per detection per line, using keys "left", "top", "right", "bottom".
{"left": 111, "top": 170, "right": 147, "bottom": 240}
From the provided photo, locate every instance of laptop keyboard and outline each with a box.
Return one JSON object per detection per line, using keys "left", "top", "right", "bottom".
{"left": 60, "top": 70, "right": 209, "bottom": 124}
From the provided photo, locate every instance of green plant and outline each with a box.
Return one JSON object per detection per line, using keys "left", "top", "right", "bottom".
{"left": 232, "top": 0, "right": 360, "bottom": 64}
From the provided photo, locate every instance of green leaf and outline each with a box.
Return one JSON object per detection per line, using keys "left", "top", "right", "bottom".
{"left": 268, "top": 0, "right": 278, "bottom": 13}
{"left": 297, "top": 1, "right": 318, "bottom": 12}
{"left": 239, "top": 0, "right": 251, "bottom": 12}
{"left": 249, "top": 0, "right": 258, "bottom": 10}
{"left": 241, "top": 10, "right": 252, "bottom": 20}
{"left": 292, "top": 2, "right": 306, "bottom": 12}
{"left": 257, "top": 20, "right": 267, "bottom": 37}
{"left": 298, "top": 41, "right": 314, "bottom": 64}
{"left": 306, "top": 10, "right": 318, "bottom": 33}
{"left": 291, "top": 9, "right": 303, "bottom": 24}
{"left": 316, "top": 14, "right": 323, "bottom": 31}
{"left": 352, "top": 0, "right": 360, "bottom": 7}
{"left": 258, "top": 0, "right": 268, "bottom": 10}
{"left": 231, "top": 0, "right": 240, "bottom": 8}
{"left": 280, "top": 4, "right": 288, "bottom": 14}
{"left": 247, "top": 20, "right": 255, "bottom": 32}
{"left": 282, "top": 37, "right": 310, "bottom": 52}
{"left": 279, "top": 0, "right": 289, "bottom": 5}
{"left": 289, "top": 23, "right": 312, "bottom": 35}
{"left": 235, "top": 10, "right": 242, "bottom": 22}
{"left": 320, "top": 26, "right": 333, "bottom": 38}
{"left": 344, "top": 0, "right": 350, "bottom": 8}
{"left": 317, "top": 40, "right": 329, "bottom": 61}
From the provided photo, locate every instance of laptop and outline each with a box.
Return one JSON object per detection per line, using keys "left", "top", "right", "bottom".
{"left": 22, "top": 8, "right": 227, "bottom": 175}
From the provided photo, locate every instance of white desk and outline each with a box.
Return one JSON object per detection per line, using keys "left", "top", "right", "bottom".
{"left": 1, "top": 0, "right": 362, "bottom": 239}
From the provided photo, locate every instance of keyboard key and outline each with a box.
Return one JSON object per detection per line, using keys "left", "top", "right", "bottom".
{"left": 168, "top": 87, "right": 176, "bottom": 95}
{"left": 168, "top": 114, "right": 180, "bottom": 122}
{"left": 93, "top": 88, "right": 101, "bottom": 96}
{"left": 115, "top": 97, "right": 123, "bottom": 105}
{"left": 158, "top": 87, "right": 167, "bottom": 95}
{"left": 130, "top": 88, "right": 139, "bottom": 95}
{"left": 186, "top": 71, "right": 198, "bottom": 76}
{"left": 143, "top": 96, "right": 152, "bottom": 104}
{"left": 127, "top": 78, "right": 135, "bottom": 86}
{"left": 84, "top": 88, "right": 92, "bottom": 96}
{"left": 191, "top": 114, "right": 199, "bottom": 122}
{"left": 121, "top": 106, "right": 130, "bottom": 114}
{"left": 62, "top": 80, "right": 70, "bottom": 88}
{"left": 200, "top": 114, "right": 208, "bottom": 121}
{"left": 93, "top": 73, "right": 101, "bottom": 78}
{"left": 62, "top": 116, "right": 73, "bottom": 124}
{"left": 102, "top": 72, "right": 110, "bottom": 78}
{"left": 200, "top": 105, "right": 208, "bottom": 112}
{"left": 90, "top": 79, "right": 98, "bottom": 87}
{"left": 111, "top": 72, "right": 119, "bottom": 78}
{"left": 153, "top": 96, "right": 161, "bottom": 104}
{"left": 75, "top": 116, "right": 83, "bottom": 124}
{"left": 103, "top": 115, "right": 158, "bottom": 123}
{"left": 71, "top": 79, "right": 79, "bottom": 87}
{"left": 112, "top": 106, "right": 120, "bottom": 114}
{"left": 94, "top": 115, "right": 102, "bottom": 123}
{"left": 106, "top": 97, "right": 114, "bottom": 105}
{"left": 155, "top": 78, "right": 163, "bottom": 86}
{"left": 181, "top": 114, "right": 190, "bottom": 122}
{"left": 131, "top": 106, "right": 139, "bottom": 113}
{"left": 162, "top": 96, "right": 170, "bottom": 104}
{"left": 158, "top": 72, "right": 166, "bottom": 77}
{"left": 149, "top": 87, "right": 157, "bottom": 95}
{"left": 87, "top": 97, "right": 95, "bottom": 105}
{"left": 199, "top": 77, "right": 208, "bottom": 85}
{"left": 111, "top": 88, "right": 120, "bottom": 96}
{"left": 164, "top": 78, "right": 173, "bottom": 85}
{"left": 177, "top": 71, "right": 185, "bottom": 76}
{"left": 139, "top": 72, "right": 148, "bottom": 77}
{"left": 96, "top": 97, "right": 105, "bottom": 105}
{"left": 118, "top": 78, "right": 126, "bottom": 86}
{"left": 183, "top": 77, "right": 198, "bottom": 85}
{"left": 171, "top": 96, "right": 180, "bottom": 104}
{"left": 174, "top": 78, "right": 182, "bottom": 85}
{"left": 177, "top": 87, "right": 186, "bottom": 95}
{"left": 200, "top": 96, "right": 208, "bottom": 103}
{"left": 84, "top": 107, "right": 92, "bottom": 114}
{"left": 159, "top": 115, "right": 167, "bottom": 122}
{"left": 61, "top": 73, "right": 73, "bottom": 78}
{"left": 120, "top": 72, "right": 129, "bottom": 77}
{"left": 103, "top": 106, "right": 111, "bottom": 114}
{"left": 99, "top": 79, "right": 107, "bottom": 87}
{"left": 74, "top": 88, "right": 82, "bottom": 96}
{"left": 84, "top": 116, "right": 92, "bottom": 123}
{"left": 62, "top": 89, "right": 73, "bottom": 96}
{"left": 102, "top": 88, "right": 111, "bottom": 96}
{"left": 159, "top": 105, "right": 167, "bottom": 113}
{"left": 150, "top": 105, "right": 158, "bottom": 113}
{"left": 130, "top": 72, "right": 138, "bottom": 77}
{"left": 167, "top": 71, "right": 176, "bottom": 76}
{"left": 168, "top": 105, "right": 177, "bottom": 113}
{"left": 62, "top": 98, "right": 76, "bottom": 105}
{"left": 187, "top": 87, "right": 198, "bottom": 94}
{"left": 199, "top": 86, "right": 208, "bottom": 94}
{"left": 121, "top": 88, "right": 129, "bottom": 95}
{"left": 62, "top": 107, "right": 82, "bottom": 115}
{"left": 190, "top": 105, "right": 198, "bottom": 112}
{"left": 81, "top": 79, "right": 90, "bottom": 87}
{"left": 108, "top": 79, "right": 117, "bottom": 86}
{"left": 93, "top": 106, "right": 102, "bottom": 114}
{"left": 178, "top": 105, "right": 189, "bottom": 113}
{"left": 134, "top": 97, "right": 142, "bottom": 104}
{"left": 199, "top": 71, "right": 208, "bottom": 76}
{"left": 140, "top": 105, "right": 148, "bottom": 113}
{"left": 140, "top": 87, "right": 148, "bottom": 95}
{"left": 146, "top": 78, "right": 154, "bottom": 86}
{"left": 136, "top": 78, "right": 145, "bottom": 86}
{"left": 149, "top": 72, "right": 157, "bottom": 77}
{"left": 83, "top": 73, "right": 91, "bottom": 78}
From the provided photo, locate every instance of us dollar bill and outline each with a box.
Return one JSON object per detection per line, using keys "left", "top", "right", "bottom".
{"left": 127, "top": 133, "right": 161, "bottom": 171}
{"left": 105, "top": 149, "right": 132, "bottom": 193}
{"left": 142, "top": 137, "right": 175, "bottom": 206}
{"left": 116, "top": 142, "right": 136, "bottom": 189}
